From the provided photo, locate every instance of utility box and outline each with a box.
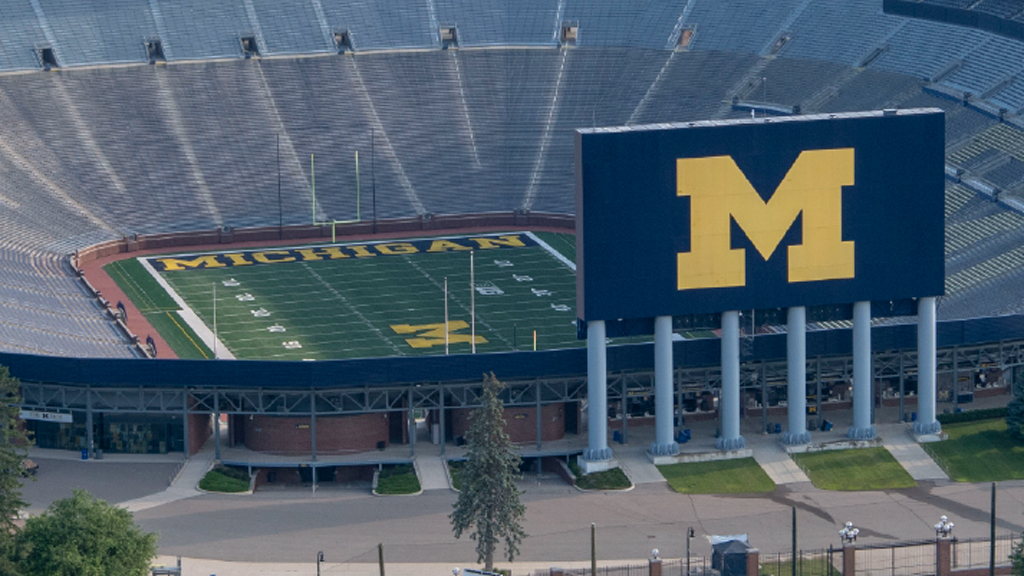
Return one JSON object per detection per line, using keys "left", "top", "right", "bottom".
{"left": 712, "top": 539, "right": 751, "bottom": 576}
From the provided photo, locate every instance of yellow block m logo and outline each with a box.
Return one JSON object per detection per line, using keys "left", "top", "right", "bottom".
{"left": 676, "top": 148, "right": 855, "bottom": 290}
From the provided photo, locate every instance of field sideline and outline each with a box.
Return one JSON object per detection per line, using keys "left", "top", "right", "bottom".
{"left": 109, "top": 231, "right": 588, "bottom": 361}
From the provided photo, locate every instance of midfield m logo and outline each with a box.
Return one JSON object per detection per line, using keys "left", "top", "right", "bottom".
{"left": 676, "top": 148, "right": 855, "bottom": 291}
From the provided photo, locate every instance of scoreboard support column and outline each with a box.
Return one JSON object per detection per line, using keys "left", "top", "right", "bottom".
{"left": 784, "top": 307, "right": 811, "bottom": 445}
{"left": 717, "top": 311, "right": 745, "bottom": 450}
{"left": 914, "top": 297, "right": 942, "bottom": 436}
{"left": 580, "top": 320, "right": 613, "bottom": 472}
{"left": 650, "top": 315, "right": 679, "bottom": 456}
{"left": 848, "top": 301, "right": 877, "bottom": 440}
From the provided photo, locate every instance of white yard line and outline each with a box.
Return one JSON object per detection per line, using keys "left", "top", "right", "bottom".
{"left": 138, "top": 259, "right": 235, "bottom": 359}
{"left": 525, "top": 231, "right": 575, "bottom": 271}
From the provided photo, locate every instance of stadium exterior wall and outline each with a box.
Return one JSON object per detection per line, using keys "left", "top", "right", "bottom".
{"left": 242, "top": 413, "right": 391, "bottom": 454}
{"left": 6, "top": 314, "right": 1024, "bottom": 391}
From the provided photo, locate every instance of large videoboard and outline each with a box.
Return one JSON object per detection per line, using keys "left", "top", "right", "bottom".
{"left": 575, "top": 109, "right": 945, "bottom": 322}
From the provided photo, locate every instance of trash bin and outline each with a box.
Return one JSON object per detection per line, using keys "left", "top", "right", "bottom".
{"left": 95, "top": 449, "right": 103, "bottom": 460}
{"left": 80, "top": 449, "right": 88, "bottom": 460}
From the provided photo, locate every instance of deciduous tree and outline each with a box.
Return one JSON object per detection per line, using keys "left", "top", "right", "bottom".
{"left": 14, "top": 489, "right": 157, "bottom": 576}
{"left": 450, "top": 373, "right": 527, "bottom": 570}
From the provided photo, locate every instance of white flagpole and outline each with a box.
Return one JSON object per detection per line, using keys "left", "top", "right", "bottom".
{"left": 470, "top": 251, "right": 476, "bottom": 354}
{"left": 444, "top": 276, "right": 449, "bottom": 355}
{"left": 212, "top": 282, "right": 217, "bottom": 359}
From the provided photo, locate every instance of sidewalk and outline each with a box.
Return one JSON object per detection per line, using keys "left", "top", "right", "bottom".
{"left": 120, "top": 436, "right": 217, "bottom": 513}
{"left": 876, "top": 422, "right": 949, "bottom": 481}
{"left": 153, "top": 555, "right": 654, "bottom": 576}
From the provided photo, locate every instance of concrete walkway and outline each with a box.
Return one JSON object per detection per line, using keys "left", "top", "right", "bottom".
{"left": 877, "top": 422, "right": 949, "bottom": 481}
{"left": 119, "top": 437, "right": 216, "bottom": 513}
{"left": 614, "top": 437, "right": 669, "bottom": 484}
{"left": 414, "top": 454, "right": 451, "bottom": 490}
{"left": 746, "top": 435, "right": 810, "bottom": 485}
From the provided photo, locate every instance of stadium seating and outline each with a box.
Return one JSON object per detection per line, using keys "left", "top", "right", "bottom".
{"left": 3, "top": 0, "right": 1024, "bottom": 357}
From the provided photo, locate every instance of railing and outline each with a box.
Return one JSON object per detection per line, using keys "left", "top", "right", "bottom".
{"left": 562, "top": 563, "right": 650, "bottom": 576}
{"left": 854, "top": 539, "right": 935, "bottom": 576}
{"left": 952, "top": 534, "right": 1020, "bottom": 570}
{"left": 761, "top": 549, "right": 840, "bottom": 576}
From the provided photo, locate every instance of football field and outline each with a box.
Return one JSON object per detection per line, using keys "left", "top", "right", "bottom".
{"left": 107, "top": 232, "right": 584, "bottom": 361}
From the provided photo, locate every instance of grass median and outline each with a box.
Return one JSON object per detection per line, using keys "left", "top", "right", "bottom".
{"left": 792, "top": 447, "right": 915, "bottom": 490}
{"left": 922, "top": 418, "right": 1024, "bottom": 482}
{"left": 658, "top": 458, "right": 775, "bottom": 494}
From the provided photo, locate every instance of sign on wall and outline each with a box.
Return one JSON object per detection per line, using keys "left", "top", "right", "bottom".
{"left": 575, "top": 109, "right": 945, "bottom": 322}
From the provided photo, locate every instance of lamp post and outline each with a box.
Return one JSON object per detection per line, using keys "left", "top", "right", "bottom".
{"left": 317, "top": 551, "right": 324, "bottom": 576}
{"left": 935, "top": 515, "right": 954, "bottom": 538}
{"left": 839, "top": 522, "right": 859, "bottom": 546}
{"left": 687, "top": 526, "right": 695, "bottom": 576}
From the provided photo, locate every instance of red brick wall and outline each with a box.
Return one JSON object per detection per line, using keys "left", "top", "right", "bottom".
{"left": 451, "top": 404, "right": 564, "bottom": 444}
{"left": 243, "top": 413, "right": 390, "bottom": 454}
{"left": 189, "top": 413, "right": 212, "bottom": 456}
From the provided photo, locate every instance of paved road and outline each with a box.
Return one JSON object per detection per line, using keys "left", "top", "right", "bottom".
{"left": 20, "top": 457, "right": 181, "bottom": 514}
{"left": 132, "top": 476, "right": 1024, "bottom": 565}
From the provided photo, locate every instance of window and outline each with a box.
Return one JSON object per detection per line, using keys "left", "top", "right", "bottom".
{"left": 678, "top": 27, "right": 696, "bottom": 49}
{"left": 560, "top": 22, "right": 578, "bottom": 46}
{"left": 36, "top": 45, "right": 57, "bottom": 70}
{"left": 440, "top": 25, "right": 458, "bottom": 49}
{"left": 240, "top": 35, "right": 259, "bottom": 58}
{"left": 145, "top": 38, "right": 165, "bottom": 64}
{"left": 333, "top": 29, "right": 353, "bottom": 53}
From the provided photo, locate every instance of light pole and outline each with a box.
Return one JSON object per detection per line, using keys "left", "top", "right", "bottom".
{"left": 317, "top": 551, "right": 324, "bottom": 576}
{"left": 371, "top": 130, "right": 376, "bottom": 234}
{"left": 277, "top": 133, "right": 282, "bottom": 240}
{"left": 687, "top": 526, "right": 694, "bottom": 576}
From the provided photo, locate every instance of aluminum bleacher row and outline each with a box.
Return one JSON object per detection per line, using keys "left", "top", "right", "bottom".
{"left": 2, "top": 0, "right": 1024, "bottom": 358}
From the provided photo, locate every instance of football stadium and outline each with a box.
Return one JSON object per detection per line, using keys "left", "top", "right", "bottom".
{"left": 3, "top": 0, "right": 1024, "bottom": 488}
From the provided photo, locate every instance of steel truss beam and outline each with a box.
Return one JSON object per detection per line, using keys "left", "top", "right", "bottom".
{"left": 18, "top": 340, "right": 1024, "bottom": 415}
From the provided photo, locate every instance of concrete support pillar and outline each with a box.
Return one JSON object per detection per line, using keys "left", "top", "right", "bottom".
{"left": 848, "top": 301, "right": 876, "bottom": 440}
{"left": 785, "top": 306, "right": 811, "bottom": 445}
{"left": 536, "top": 382, "right": 543, "bottom": 452}
{"left": 651, "top": 315, "right": 679, "bottom": 456}
{"left": 439, "top": 385, "right": 446, "bottom": 457}
{"left": 310, "top": 390, "right": 317, "bottom": 462}
{"left": 718, "top": 311, "right": 745, "bottom": 450}
{"left": 213, "top": 392, "right": 221, "bottom": 461}
{"left": 183, "top": 393, "right": 190, "bottom": 459}
{"left": 86, "top": 387, "right": 94, "bottom": 459}
{"left": 914, "top": 297, "right": 942, "bottom": 435}
{"left": 408, "top": 388, "right": 415, "bottom": 457}
{"left": 583, "top": 320, "right": 612, "bottom": 462}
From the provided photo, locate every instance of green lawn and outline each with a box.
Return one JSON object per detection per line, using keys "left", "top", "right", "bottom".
{"left": 566, "top": 460, "right": 632, "bottom": 490}
{"left": 922, "top": 418, "right": 1024, "bottom": 482}
{"left": 448, "top": 460, "right": 466, "bottom": 491}
{"left": 658, "top": 458, "right": 776, "bottom": 494}
{"left": 199, "top": 468, "right": 250, "bottom": 493}
{"left": 792, "top": 447, "right": 915, "bottom": 490}
{"left": 121, "top": 232, "right": 583, "bottom": 361}
{"left": 375, "top": 464, "right": 421, "bottom": 494}
{"left": 760, "top": 556, "right": 839, "bottom": 576}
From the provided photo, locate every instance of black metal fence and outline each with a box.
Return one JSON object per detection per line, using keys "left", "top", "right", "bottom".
{"left": 952, "top": 534, "right": 1020, "bottom": 570}
{"left": 854, "top": 539, "right": 935, "bottom": 576}
{"left": 760, "top": 548, "right": 840, "bottom": 576}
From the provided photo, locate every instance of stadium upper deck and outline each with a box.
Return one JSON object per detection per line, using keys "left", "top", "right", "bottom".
{"left": 3, "top": 0, "right": 1024, "bottom": 357}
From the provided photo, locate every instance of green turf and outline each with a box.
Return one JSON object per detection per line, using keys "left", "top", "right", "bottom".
{"left": 375, "top": 464, "right": 421, "bottom": 494}
{"left": 199, "top": 469, "right": 249, "bottom": 493}
{"left": 658, "top": 458, "right": 776, "bottom": 494}
{"left": 792, "top": 447, "right": 916, "bottom": 490}
{"left": 533, "top": 231, "right": 576, "bottom": 264}
{"left": 922, "top": 418, "right": 1024, "bottom": 482}
{"left": 124, "top": 232, "right": 584, "bottom": 361}
{"left": 105, "top": 258, "right": 214, "bottom": 359}
{"left": 145, "top": 310, "right": 214, "bottom": 359}
{"left": 104, "top": 259, "right": 178, "bottom": 312}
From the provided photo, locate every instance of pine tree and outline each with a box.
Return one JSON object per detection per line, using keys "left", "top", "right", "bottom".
{"left": 0, "top": 365, "right": 30, "bottom": 574}
{"left": 450, "top": 373, "right": 527, "bottom": 571}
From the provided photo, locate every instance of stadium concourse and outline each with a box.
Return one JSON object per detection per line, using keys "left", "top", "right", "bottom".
{"left": 2, "top": 0, "right": 1024, "bottom": 515}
